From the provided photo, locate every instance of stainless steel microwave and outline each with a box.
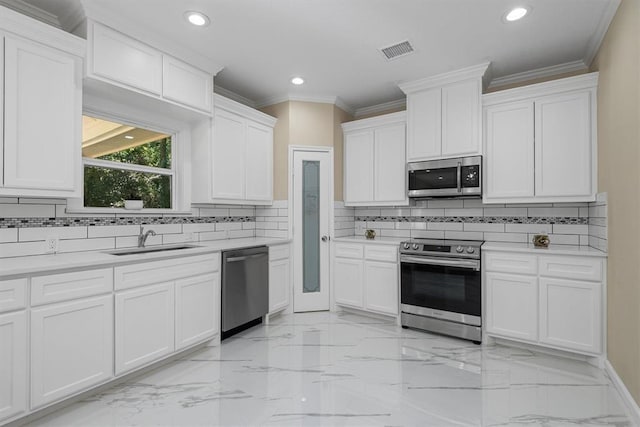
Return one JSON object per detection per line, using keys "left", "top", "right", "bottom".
{"left": 408, "top": 155, "right": 482, "bottom": 198}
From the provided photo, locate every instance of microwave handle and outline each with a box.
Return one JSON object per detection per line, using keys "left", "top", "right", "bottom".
{"left": 457, "top": 162, "right": 462, "bottom": 193}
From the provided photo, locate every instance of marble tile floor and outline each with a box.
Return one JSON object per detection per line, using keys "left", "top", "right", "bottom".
{"left": 28, "top": 312, "right": 633, "bottom": 427}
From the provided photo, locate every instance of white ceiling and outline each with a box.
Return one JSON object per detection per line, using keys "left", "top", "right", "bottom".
{"left": 22, "top": 0, "right": 618, "bottom": 112}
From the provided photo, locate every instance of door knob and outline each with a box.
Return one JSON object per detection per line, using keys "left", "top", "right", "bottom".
{"left": 321, "top": 236, "right": 329, "bottom": 242}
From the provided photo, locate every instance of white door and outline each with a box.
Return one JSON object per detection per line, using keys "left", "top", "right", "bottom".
{"left": 485, "top": 272, "right": 538, "bottom": 342}
{"left": 364, "top": 261, "right": 399, "bottom": 315}
{"left": 343, "top": 130, "right": 374, "bottom": 204}
{"left": 30, "top": 296, "right": 113, "bottom": 408}
{"left": 212, "top": 110, "right": 245, "bottom": 200}
{"left": 441, "top": 79, "right": 481, "bottom": 157}
{"left": 115, "top": 283, "right": 175, "bottom": 375}
{"left": 407, "top": 88, "right": 441, "bottom": 161}
{"left": 245, "top": 121, "right": 273, "bottom": 202}
{"left": 293, "top": 150, "right": 331, "bottom": 312}
{"left": 374, "top": 123, "right": 407, "bottom": 204}
{"left": 0, "top": 311, "right": 27, "bottom": 423}
{"left": 333, "top": 257, "right": 364, "bottom": 309}
{"left": 175, "top": 273, "right": 219, "bottom": 350}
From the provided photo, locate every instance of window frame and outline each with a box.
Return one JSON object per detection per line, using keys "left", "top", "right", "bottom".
{"left": 67, "top": 109, "right": 186, "bottom": 214}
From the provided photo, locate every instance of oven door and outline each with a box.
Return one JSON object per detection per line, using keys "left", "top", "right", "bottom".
{"left": 400, "top": 255, "right": 481, "bottom": 324}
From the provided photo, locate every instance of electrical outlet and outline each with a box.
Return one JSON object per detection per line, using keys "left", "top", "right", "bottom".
{"left": 45, "top": 236, "right": 59, "bottom": 254}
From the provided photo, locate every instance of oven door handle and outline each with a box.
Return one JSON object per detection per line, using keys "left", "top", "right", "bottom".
{"left": 400, "top": 255, "right": 480, "bottom": 271}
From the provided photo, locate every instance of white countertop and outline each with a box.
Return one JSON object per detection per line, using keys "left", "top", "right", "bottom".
{"left": 333, "top": 236, "right": 404, "bottom": 246}
{"left": 482, "top": 242, "right": 607, "bottom": 258}
{"left": 0, "top": 237, "right": 290, "bottom": 278}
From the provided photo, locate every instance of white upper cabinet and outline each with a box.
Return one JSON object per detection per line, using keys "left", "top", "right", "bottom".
{"left": 85, "top": 21, "right": 214, "bottom": 115}
{"left": 400, "top": 63, "right": 489, "bottom": 162}
{"left": 483, "top": 73, "right": 598, "bottom": 204}
{"left": 192, "top": 94, "right": 276, "bottom": 205}
{"left": 90, "top": 22, "right": 162, "bottom": 95}
{"left": 0, "top": 7, "right": 84, "bottom": 198}
{"left": 342, "top": 112, "right": 407, "bottom": 206}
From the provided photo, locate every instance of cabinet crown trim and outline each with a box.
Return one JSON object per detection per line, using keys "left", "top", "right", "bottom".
{"left": 483, "top": 72, "right": 599, "bottom": 105}
{"left": 0, "top": 5, "right": 86, "bottom": 57}
{"left": 398, "top": 62, "right": 490, "bottom": 94}
{"left": 341, "top": 111, "right": 406, "bottom": 132}
{"left": 215, "top": 94, "right": 277, "bottom": 127}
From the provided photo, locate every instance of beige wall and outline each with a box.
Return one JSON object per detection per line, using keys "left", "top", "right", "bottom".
{"left": 590, "top": 0, "right": 640, "bottom": 404}
{"left": 260, "top": 101, "right": 353, "bottom": 201}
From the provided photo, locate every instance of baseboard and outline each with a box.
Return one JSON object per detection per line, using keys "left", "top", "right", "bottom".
{"left": 605, "top": 359, "right": 640, "bottom": 425}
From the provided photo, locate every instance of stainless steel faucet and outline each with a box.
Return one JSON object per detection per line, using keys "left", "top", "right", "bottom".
{"left": 138, "top": 226, "right": 157, "bottom": 248}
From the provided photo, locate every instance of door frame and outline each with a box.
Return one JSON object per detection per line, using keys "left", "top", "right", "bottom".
{"left": 288, "top": 146, "right": 334, "bottom": 311}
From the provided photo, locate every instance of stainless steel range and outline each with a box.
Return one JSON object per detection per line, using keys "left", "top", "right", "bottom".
{"left": 400, "top": 239, "right": 483, "bottom": 343}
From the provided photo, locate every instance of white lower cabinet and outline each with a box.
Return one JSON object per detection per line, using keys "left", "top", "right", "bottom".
{"left": 30, "top": 295, "right": 113, "bottom": 408}
{"left": 115, "top": 283, "right": 175, "bottom": 375}
{"left": 269, "top": 244, "right": 291, "bottom": 314}
{"left": 539, "top": 277, "right": 601, "bottom": 354}
{"left": 484, "top": 249, "right": 604, "bottom": 357}
{"left": 364, "top": 261, "right": 398, "bottom": 315}
{"left": 0, "top": 311, "right": 27, "bottom": 423}
{"left": 485, "top": 272, "right": 537, "bottom": 342}
{"left": 333, "top": 242, "right": 399, "bottom": 316}
{"left": 334, "top": 257, "right": 364, "bottom": 308}
{"left": 175, "top": 273, "right": 219, "bottom": 350}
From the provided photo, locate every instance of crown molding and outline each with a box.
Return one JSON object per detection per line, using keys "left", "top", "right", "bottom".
{"left": 354, "top": 98, "right": 406, "bottom": 118}
{"left": 483, "top": 72, "right": 599, "bottom": 106}
{"left": 81, "top": 1, "right": 224, "bottom": 76}
{"left": 214, "top": 94, "right": 277, "bottom": 127}
{"left": 256, "top": 94, "right": 355, "bottom": 115}
{"left": 0, "top": 0, "right": 60, "bottom": 28}
{"left": 342, "top": 110, "right": 406, "bottom": 132}
{"left": 56, "top": 2, "right": 86, "bottom": 33}
{"left": 213, "top": 86, "right": 258, "bottom": 109}
{"left": 488, "top": 60, "right": 588, "bottom": 90}
{"left": 584, "top": 0, "right": 621, "bottom": 66}
{"left": 398, "top": 62, "right": 491, "bottom": 94}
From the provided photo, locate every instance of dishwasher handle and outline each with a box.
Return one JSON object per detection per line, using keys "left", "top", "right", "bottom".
{"left": 226, "top": 253, "right": 268, "bottom": 263}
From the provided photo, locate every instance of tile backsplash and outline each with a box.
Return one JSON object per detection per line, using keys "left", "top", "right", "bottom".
{"left": 255, "top": 200, "right": 288, "bottom": 239}
{"left": 0, "top": 198, "right": 256, "bottom": 259}
{"left": 349, "top": 197, "right": 606, "bottom": 248}
{"left": 588, "top": 193, "right": 608, "bottom": 252}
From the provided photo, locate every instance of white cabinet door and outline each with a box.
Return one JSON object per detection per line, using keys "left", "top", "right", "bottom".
{"left": 364, "top": 261, "right": 398, "bottom": 315}
{"left": 539, "top": 277, "right": 601, "bottom": 354}
{"left": 245, "top": 121, "right": 273, "bottom": 202}
{"left": 175, "top": 273, "right": 218, "bottom": 350}
{"left": 269, "top": 258, "right": 290, "bottom": 313}
{"left": 0, "top": 311, "right": 27, "bottom": 423}
{"left": 441, "top": 80, "right": 480, "bottom": 157}
{"left": 31, "top": 296, "right": 113, "bottom": 408}
{"left": 162, "top": 55, "right": 212, "bottom": 112}
{"left": 115, "top": 283, "right": 175, "bottom": 375}
{"left": 535, "top": 91, "right": 593, "bottom": 198}
{"left": 344, "top": 130, "right": 374, "bottom": 204}
{"left": 3, "top": 36, "right": 80, "bottom": 194}
{"left": 484, "top": 101, "right": 535, "bottom": 200}
{"left": 333, "top": 258, "right": 364, "bottom": 309}
{"left": 90, "top": 22, "right": 162, "bottom": 95}
{"left": 407, "top": 88, "right": 441, "bottom": 161}
{"left": 485, "top": 272, "right": 538, "bottom": 342}
{"left": 374, "top": 123, "right": 407, "bottom": 204}
{"left": 0, "top": 35, "right": 3, "bottom": 187}
{"left": 212, "top": 110, "right": 246, "bottom": 200}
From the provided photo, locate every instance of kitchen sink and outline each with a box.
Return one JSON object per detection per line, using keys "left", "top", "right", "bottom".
{"left": 106, "top": 244, "right": 201, "bottom": 256}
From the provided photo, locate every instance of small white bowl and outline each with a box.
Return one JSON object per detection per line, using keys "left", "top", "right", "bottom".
{"left": 124, "top": 200, "right": 143, "bottom": 210}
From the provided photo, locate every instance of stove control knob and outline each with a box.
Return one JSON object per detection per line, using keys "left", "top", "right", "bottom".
{"left": 456, "top": 245, "right": 464, "bottom": 253}
{"left": 466, "top": 247, "right": 475, "bottom": 254}
{"left": 403, "top": 243, "right": 410, "bottom": 250}
{"left": 412, "top": 243, "right": 420, "bottom": 250}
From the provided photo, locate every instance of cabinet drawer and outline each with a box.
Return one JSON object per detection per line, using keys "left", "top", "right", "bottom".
{"left": 114, "top": 253, "right": 219, "bottom": 291}
{"left": 334, "top": 243, "right": 363, "bottom": 259}
{"left": 364, "top": 245, "right": 398, "bottom": 262}
{"left": 269, "top": 244, "right": 290, "bottom": 261}
{"left": 539, "top": 256, "right": 602, "bottom": 282}
{"left": 0, "top": 278, "right": 27, "bottom": 313}
{"left": 484, "top": 252, "right": 537, "bottom": 275}
{"left": 31, "top": 269, "right": 113, "bottom": 306}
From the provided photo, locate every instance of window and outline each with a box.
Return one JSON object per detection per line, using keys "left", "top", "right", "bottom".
{"left": 82, "top": 115, "right": 175, "bottom": 209}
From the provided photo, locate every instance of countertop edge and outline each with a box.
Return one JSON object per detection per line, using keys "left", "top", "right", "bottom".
{"left": 482, "top": 242, "right": 607, "bottom": 258}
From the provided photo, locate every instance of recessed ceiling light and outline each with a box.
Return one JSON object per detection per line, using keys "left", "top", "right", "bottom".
{"left": 291, "top": 77, "right": 305, "bottom": 85}
{"left": 184, "top": 11, "right": 210, "bottom": 27}
{"left": 124, "top": 135, "right": 134, "bottom": 140}
{"left": 505, "top": 7, "right": 529, "bottom": 22}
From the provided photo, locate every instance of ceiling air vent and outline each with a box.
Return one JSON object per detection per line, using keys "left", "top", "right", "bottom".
{"left": 380, "top": 40, "right": 414, "bottom": 61}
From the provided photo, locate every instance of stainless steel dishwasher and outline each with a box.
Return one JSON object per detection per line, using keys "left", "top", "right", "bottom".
{"left": 221, "top": 246, "right": 269, "bottom": 339}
